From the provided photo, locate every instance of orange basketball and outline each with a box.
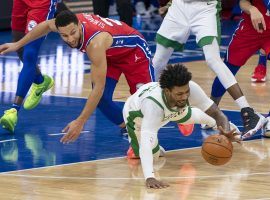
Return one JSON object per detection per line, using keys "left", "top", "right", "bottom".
{"left": 201, "top": 134, "right": 233, "bottom": 166}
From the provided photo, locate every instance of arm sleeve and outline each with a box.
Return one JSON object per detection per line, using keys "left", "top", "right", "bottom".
{"left": 185, "top": 107, "right": 217, "bottom": 128}
{"left": 188, "top": 81, "right": 214, "bottom": 112}
{"left": 139, "top": 98, "right": 164, "bottom": 179}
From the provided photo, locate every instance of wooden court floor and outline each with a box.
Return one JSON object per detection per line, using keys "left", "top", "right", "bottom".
{"left": 0, "top": 54, "right": 269, "bottom": 199}
{"left": 1, "top": 139, "right": 270, "bottom": 199}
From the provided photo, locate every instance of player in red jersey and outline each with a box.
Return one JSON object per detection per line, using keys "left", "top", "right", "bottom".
{"left": 211, "top": 0, "right": 270, "bottom": 138}
{"left": 0, "top": 0, "right": 58, "bottom": 133}
{"left": 0, "top": 10, "right": 154, "bottom": 142}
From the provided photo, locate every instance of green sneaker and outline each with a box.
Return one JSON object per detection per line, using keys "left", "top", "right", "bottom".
{"left": 23, "top": 75, "right": 54, "bottom": 110}
{"left": 0, "top": 108, "right": 18, "bottom": 133}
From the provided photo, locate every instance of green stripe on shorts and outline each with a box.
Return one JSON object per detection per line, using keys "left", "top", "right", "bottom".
{"left": 198, "top": 1, "right": 221, "bottom": 47}
{"left": 156, "top": 33, "right": 184, "bottom": 51}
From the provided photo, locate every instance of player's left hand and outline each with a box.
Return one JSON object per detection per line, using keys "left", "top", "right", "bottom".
{"left": 0, "top": 43, "right": 20, "bottom": 55}
{"left": 60, "top": 119, "right": 85, "bottom": 144}
{"left": 218, "top": 126, "right": 242, "bottom": 144}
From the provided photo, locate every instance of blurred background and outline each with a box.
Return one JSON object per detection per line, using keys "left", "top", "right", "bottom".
{"left": 0, "top": 0, "right": 239, "bottom": 30}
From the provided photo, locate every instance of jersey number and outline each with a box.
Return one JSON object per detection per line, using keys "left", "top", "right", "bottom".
{"left": 99, "top": 17, "right": 122, "bottom": 26}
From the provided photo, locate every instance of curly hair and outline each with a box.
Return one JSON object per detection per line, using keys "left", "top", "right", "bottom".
{"left": 159, "top": 63, "right": 192, "bottom": 90}
{"left": 55, "top": 10, "right": 78, "bottom": 28}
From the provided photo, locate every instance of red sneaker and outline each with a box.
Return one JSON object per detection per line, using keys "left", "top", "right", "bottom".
{"left": 251, "top": 64, "right": 267, "bottom": 82}
{"left": 127, "top": 146, "right": 140, "bottom": 159}
{"left": 178, "top": 124, "right": 194, "bottom": 136}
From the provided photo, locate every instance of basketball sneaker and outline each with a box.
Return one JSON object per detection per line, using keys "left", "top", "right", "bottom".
{"left": 262, "top": 116, "right": 270, "bottom": 138}
{"left": 127, "top": 146, "right": 165, "bottom": 159}
{"left": 23, "top": 75, "right": 54, "bottom": 110}
{"left": 241, "top": 107, "right": 267, "bottom": 139}
{"left": 0, "top": 108, "right": 18, "bottom": 133}
{"left": 251, "top": 64, "right": 267, "bottom": 82}
{"left": 178, "top": 124, "right": 194, "bottom": 136}
{"left": 127, "top": 146, "right": 140, "bottom": 159}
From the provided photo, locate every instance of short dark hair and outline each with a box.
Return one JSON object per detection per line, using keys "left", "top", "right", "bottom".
{"left": 55, "top": 10, "right": 78, "bottom": 28}
{"left": 159, "top": 63, "right": 192, "bottom": 90}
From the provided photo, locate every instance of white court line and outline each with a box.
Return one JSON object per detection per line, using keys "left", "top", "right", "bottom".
{"left": 0, "top": 139, "right": 17, "bottom": 143}
{"left": 248, "top": 199, "right": 270, "bottom": 200}
{"left": 160, "top": 126, "right": 175, "bottom": 129}
{"left": 2, "top": 169, "right": 270, "bottom": 181}
{"left": 48, "top": 130, "right": 90, "bottom": 136}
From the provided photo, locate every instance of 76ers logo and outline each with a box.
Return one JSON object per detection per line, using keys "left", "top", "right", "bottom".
{"left": 27, "top": 20, "right": 37, "bottom": 31}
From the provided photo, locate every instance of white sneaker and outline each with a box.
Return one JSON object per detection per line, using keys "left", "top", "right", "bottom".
{"left": 201, "top": 124, "right": 212, "bottom": 130}
{"left": 230, "top": 122, "right": 242, "bottom": 141}
{"left": 229, "top": 122, "right": 240, "bottom": 133}
{"left": 262, "top": 117, "right": 270, "bottom": 138}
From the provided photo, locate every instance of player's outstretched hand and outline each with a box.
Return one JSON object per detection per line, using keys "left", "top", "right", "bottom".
{"left": 146, "top": 178, "right": 169, "bottom": 189}
{"left": 218, "top": 126, "right": 242, "bottom": 144}
{"left": 0, "top": 43, "right": 19, "bottom": 55}
{"left": 249, "top": 6, "right": 266, "bottom": 33}
{"left": 60, "top": 119, "right": 85, "bottom": 144}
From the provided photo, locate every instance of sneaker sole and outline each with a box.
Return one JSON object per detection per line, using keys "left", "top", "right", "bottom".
{"left": 23, "top": 78, "right": 54, "bottom": 110}
{"left": 251, "top": 77, "right": 266, "bottom": 82}
{"left": 243, "top": 116, "right": 268, "bottom": 138}
{"left": 263, "top": 130, "right": 270, "bottom": 138}
{"left": 262, "top": 119, "right": 270, "bottom": 138}
{"left": 0, "top": 118, "right": 15, "bottom": 133}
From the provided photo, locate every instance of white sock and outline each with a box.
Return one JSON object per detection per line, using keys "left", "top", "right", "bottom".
{"left": 235, "top": 96, "right": 250, "bottom": 109}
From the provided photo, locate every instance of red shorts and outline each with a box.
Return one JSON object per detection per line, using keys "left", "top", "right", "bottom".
{"left": 11, "top": 0, "right": 57, "bottom": 33}
{"left": 106, "top": 47, "right": 154, "bottom": 94}
{"left": 226, "top": 20, "right": 270, "bottom": 66}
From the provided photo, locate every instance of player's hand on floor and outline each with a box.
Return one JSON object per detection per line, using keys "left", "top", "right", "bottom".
{"left": 249, "top": 6, "right": 266, "bottom": 33}
{"left": 60, "top": 119, "right": 85, "bottom": 144}
{"left": 146, "top": 177, "right": 169, "bottom": 189}
{"left": 218, "top": 126, "right": 242, "bottom": 144}
{"left": 0, "top": 43, "right": 19, "bottom": 55}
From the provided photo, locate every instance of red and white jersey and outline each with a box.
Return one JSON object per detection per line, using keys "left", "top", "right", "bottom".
{"left": 77, "top": 13, "right": 152, "bottom": 63}
{"left": 242, "top": 0, "right": 270, "bottom": 29}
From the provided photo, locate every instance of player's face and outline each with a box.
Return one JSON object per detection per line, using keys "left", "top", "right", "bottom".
{"left": 58, "top": 23, "right": 81, "bottom": 48}
{"left": 166, "top": 84, "right": 190, "bottom": 108}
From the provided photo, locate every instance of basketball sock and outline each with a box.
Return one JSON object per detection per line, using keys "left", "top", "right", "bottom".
{"left": 16, "top": 38, "right": 44, "bottom": 98}
{"left": 97, "top": 77, "right": 124, "bottom": 125}
{"left": 33, "top": 73, "right": 44, "bottom": 84}
{"left": 258, "top": 52, "right": 267, "bottom": 67}
{"left": 152, "top": 43, "right": 174, "bottom": 81}
{"left": 11, "top": 103, "right": 21, "bottom": 111}
{"left": 211, "top": 61, "right": 240, "bottom": 98}
{"left": 235, "top": 96, "right": 250, "bottom": 109}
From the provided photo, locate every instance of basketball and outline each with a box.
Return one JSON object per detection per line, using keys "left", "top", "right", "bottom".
{"left": 201, "top": 134, "right": 233, "bottom": 166}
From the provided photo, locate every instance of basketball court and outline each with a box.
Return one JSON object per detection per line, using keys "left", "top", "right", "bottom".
{"left": 0, "top": 13, "right": 270, "bottom": 199}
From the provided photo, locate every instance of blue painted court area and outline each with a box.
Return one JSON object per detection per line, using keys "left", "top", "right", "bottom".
{"left": 0, "top": 17, "right": 260, "bottom": 173}
{"left": 0, "top": 93, "right": 262, "bottom": 173}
